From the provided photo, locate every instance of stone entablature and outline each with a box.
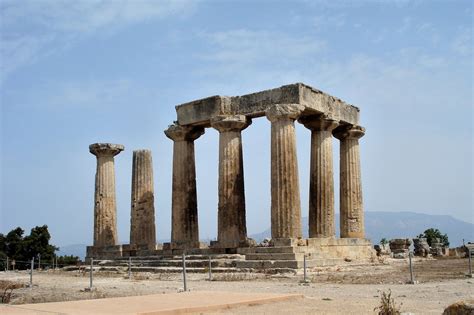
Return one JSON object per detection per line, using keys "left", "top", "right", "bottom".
{"left": 175, "top": 83, "right": 360, "bottom": 127}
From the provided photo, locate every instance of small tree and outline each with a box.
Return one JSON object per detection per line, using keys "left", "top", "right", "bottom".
{"left": 380, "top": 238, "right": 388, "bottom": 246}
{"left": 56, "top": 255, "right": 80, "bottom": 266}
{"left": 417, "top": 228, "right": 449, "bottom": 247}
{"left": 0, "top": 226, "right": 59, "bottom": 270}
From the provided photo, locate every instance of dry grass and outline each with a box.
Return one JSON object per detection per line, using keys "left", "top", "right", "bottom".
{"left": 374, "top": 289, "right": 402, "bottom": 315}
{"left": 0, "top": 280, "right": 26, "bottom": 304}
{"left": 210, "top": 273, "right": 261, "bottom": 282}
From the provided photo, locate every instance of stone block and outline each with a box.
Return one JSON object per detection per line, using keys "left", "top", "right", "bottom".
{"left": 272, "top": 238, "right": 307, "bottom": 247}
{"left": 86, "top": 245, "right": 123, "bottom": 259}
{"left": 175, "top": 83, "right": 359, "bottom": 127}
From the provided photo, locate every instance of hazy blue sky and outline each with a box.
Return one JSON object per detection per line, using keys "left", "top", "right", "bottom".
{"left": 1, "top": 0, "right": 472, "bottom": 247}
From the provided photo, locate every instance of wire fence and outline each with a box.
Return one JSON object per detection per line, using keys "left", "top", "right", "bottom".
{"left": 0, "top": 257, "right": 79, "bottom": 270}
{"left": 1, "top": 249, "right": 473, "bottom": 292}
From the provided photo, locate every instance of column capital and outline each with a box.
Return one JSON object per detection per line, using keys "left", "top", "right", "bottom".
{"left": 265, "top": 104, "right": 305, "bottom": 123}
{"left": 164, "top": 125, "right": 204, "bottom": 142}
{"left": 333, "top": 124, "right": 365, "bottom": 140}
{"left": 89, "top": 143, "right": 124, "bottom": 157}
{"left": 211, "top": 115, "right": 251, "bottom": 133}
{"left": 299, "top": 115, "right": 338, "bottom": 132}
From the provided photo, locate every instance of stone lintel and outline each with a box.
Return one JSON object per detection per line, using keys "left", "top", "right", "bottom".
{"left": 89, "top": 143, "right": 124, "bottom": 156}
{"left": 176, "top": 83, "right": 359, "bottom": 126}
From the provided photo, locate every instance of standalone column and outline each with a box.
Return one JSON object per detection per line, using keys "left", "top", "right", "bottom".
{"left": 333, "top": 125, "right": 365, "bottom": 238}
{"left": 89, "top": 143, "right": 124, "bottom": 247}
{"left": 211, "top": 115, "right": 251, "bottom": 248}
{"left": 130, "top": 150, "right": 156, "bottom": 248}
{"left": 300, "top": 116, "right": 338, "bottom": 238}
{"left": 265, "top": 104, "right": 304, "bottom": 239}
{"left": 164, "top": 125, "right": 204, "bottom": 249}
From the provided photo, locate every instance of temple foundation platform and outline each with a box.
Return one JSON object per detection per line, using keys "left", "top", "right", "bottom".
{"left": 86, "top": 238, "right": 374, "bottom": 271}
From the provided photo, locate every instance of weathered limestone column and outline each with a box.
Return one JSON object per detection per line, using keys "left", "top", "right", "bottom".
{"left": 89, "top": 143, "right": 124, "bottom": 247}
{"left": 265, "top": 104, "right": 305, "bottom": 239}
{"left": 333, "top": 125, "right": 365, "bottom": 238}
{"left": 130, "top": 150, "right": 156, "bottom": 248}
{"left": 164, "top": 125, "right": 204, "bottom": 248}
{"left": 211, "top": 115, "right": 251, "bottom": 248}
{"left": 300, "top": 116, "right": 338, "bottom": 238}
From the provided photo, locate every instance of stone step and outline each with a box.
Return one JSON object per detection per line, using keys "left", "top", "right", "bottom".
{"left": 103, "top": 254, "right": 244, "bottom": 261}
{"left": 96, "top": 259, "right": 238, "bottom": 268}
{"left": 96, "top": 266, "right": 242, "bottom": 273}
{"left": 236, "top": 258, "right": 344, "bottom": 269}
{"left": 245, "top": 253, "right": 302, "bottom": 261}
{"left": 235, "top": 260, "right": 299, "bottom": 269}
{"left": 250, "top": 247, "right": 299, "bottom": 254}
{"left": 245, "top": 252, "right": 324, "bottom": 261}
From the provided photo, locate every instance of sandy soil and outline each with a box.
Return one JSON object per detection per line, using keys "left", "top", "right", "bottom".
{"left": 0, "top": 258, "right": 472, "bottom": 314}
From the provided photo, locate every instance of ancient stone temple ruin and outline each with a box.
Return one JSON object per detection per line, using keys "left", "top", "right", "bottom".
{"left": 86, "top": 83, "right": 374, "bottom": 268}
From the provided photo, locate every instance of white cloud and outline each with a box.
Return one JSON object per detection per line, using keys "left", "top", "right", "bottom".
{"left": 451, "top": 27, "right": 472, "bottom": 56}
{"left": 47, "top": 78, "right": 133, "bottom": 109}
{"left": 313, "top": 13, "right": 346, "bottom": 31}
{"left": 0, "top": 0, "right": 197, "bottom": 82}
{"left": 197, "top": 29, "right": 326, "bottom": 65}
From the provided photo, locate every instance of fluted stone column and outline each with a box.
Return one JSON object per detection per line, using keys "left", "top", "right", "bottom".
{"left": 164, "top": 125, "right": 204, "bottom": 249}
{"left": 130, "top": 150, "right": 156, "bottom": 248}
{"left": 300, "top": 116, "right": 338, "bottom": 238}
{"left": 265, "top": 104, "right": 304, "bottom": 239}
{"left": 211, "top": 115, "right": 251, "bottom": 248}
{"left": 89, "top": 143, "right": 124, "bottom": 247}
{"left": 334, "top": 125, "right": 365, "bottom": 238}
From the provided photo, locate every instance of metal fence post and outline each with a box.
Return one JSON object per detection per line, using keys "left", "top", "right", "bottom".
{"left": 29, "top": 258, "right": 34, "bottom": 288}
{"left": 128, "top": 257, "right": 132, "bottom": 279}
{"left": 409, "top": 251, "right": 415, "bottom": 284}
{"left": 89, "top": 258, "right": 94, "bottom": 290}
{"left": 208, "top": 255, "right": 212, "bottom": 281}
{"left": 303, "top": 254, "right": 307, "bottom": 283}
{"left": 468, "top": 249, "right": 472, "bottom": 277}
{"left": 182, "top": 252, "right": 187, "bottom": 292}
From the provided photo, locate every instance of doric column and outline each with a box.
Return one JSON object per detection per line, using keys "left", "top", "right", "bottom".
{"left": 333, "top": 125, "right": 365, "bottom": 238}
{"left": 89, "top": 143, "right": 124, "bottom": 247}
{"left": 265, "top": 104, "right": 305, "bottom": 239}
{"left": 164, "top": 125, "right": 204, "bottom": 248}
{"left": 130, "top": 149, "right": 156, "bottom": 247}
{"left": 300, "top": 116, "right": 338, "bottom": 238}
{"left": 211, "top": 115, "right": 251, "bottom": 248}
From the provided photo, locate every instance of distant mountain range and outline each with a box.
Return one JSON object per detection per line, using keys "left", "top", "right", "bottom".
{"left": 250, "top": 211, "right": 474, "bottom": 246}
{"left": 58, "top": 211, "right": 473, "bottom": 260}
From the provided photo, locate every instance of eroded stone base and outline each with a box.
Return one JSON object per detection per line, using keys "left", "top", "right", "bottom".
{"left": 162, "top": 241, "right": 208, "bottom": 251}
{"left": 210, "top": 238, "right": 256, "bottom": 249}
{"left": 122, "top": 244, "right": 163, "bottom": 257}
{"left": 86, "top": 245, "right": 123, "bottom": 259}
{"left": 306, "top": 238, "right": 375, "bottom": 260}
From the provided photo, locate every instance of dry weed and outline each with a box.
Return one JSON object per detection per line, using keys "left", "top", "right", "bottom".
{"left": 0, "top": 280, "right": 26, "bottom": 304}
{"left": 374, "top": 289, "right": 402, "bottom": 315}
